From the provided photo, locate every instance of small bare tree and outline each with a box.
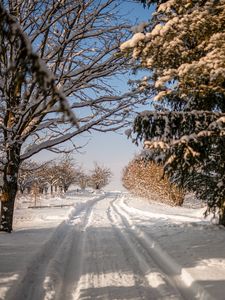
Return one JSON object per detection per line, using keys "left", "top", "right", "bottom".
{"left": 77, "top": 170, "right": 89, "bottom": 191}
{"left": 55, "top": 155, "right": 79, "bottom": 193}
{"left": 88, "top": 163, "right": 112, "bottom": 190}
{"left": 17, "top": 160, "right": 38, "bottom": 194}
{"left": 43, "top": 163, "right": 59, "bottom": 195}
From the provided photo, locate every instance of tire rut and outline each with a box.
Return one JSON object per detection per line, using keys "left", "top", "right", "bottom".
{"left": 111, "top": 197, "right": 214, "bottom": 300}
{"left": 7, "top": 195, "right": 103, "bottom": 300}
{"left": 73, "top": 194, "right": 149, "bottom": 300}
{"left": 108, "top": 198, "right": 183, "bottom": 300}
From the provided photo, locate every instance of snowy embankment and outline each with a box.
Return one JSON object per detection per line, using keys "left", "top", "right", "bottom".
{"left": 0, "top": 191, "right": 225, "bottom": 300}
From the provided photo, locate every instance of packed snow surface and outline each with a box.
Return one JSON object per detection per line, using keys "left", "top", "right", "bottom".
{"left": 0, "top": 191, "right": 225, "bottom": 300}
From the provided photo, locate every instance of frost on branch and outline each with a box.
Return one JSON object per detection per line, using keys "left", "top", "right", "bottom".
{"left": 0, "top": 0, "right": 147, "bottom": 163}
{"left": 0, "top": 4, "right": 77, "bottom": 127}
{"left": 133, "top": 111, "right": 225, "bottom": 143}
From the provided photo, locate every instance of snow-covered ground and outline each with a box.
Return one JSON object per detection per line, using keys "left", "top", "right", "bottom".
{"left": 0, "top": 191, "right": 225, "bottom": 300}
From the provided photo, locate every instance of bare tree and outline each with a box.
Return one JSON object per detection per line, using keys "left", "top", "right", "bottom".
{"left": 0, "top": 1, "right": 145, "bottom": 232}
{"left": 77, "top": 170, "right": 89, "bottom": 191}
{"left": 55, "top": 155, "right": 79, "bottom": 193}
{"left": 88, "top": 163, "right": 112, "bottom": 190}
{"left": 0, "top": 4, "right": 74, "bottom": 232}
{"left": 17, "top": 160, "right": 38, "bottom": 194}
{"left": 43, "top": 163, "right": 59, "bottom": 194}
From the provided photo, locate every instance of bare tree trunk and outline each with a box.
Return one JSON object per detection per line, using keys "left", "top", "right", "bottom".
{"left": 39, "top": 187, "right": 44, "bottom": 194}
{"left": 63, "top": 185, "right": 68, "bottom": 193}
{"left": 0, "top": 171, "right": 19, "bottom": 232}
{"left": 0, "top": 146, "right": 20, "bottom": 232}
{"left": 219, "top": 207, "right": 225, "bottom": 226}
{"left": 0, "top": 186, "right": 17, "bottom": 233}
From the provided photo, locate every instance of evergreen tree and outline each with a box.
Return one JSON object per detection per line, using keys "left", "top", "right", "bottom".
{"left": 122, "top": 0, "right": 225, "bottom": 224}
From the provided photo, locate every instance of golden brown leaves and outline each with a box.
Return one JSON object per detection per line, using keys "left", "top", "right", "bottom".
{"left": 122, "top": 158, "right": 184, "bottom": 206}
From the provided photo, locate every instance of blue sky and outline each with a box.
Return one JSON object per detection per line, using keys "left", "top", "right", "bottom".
{"left": 75, "top": 2, "right": 153, "bottom": 190}
{"left": 35, "top": 1, "right": 153, "bottom": 190}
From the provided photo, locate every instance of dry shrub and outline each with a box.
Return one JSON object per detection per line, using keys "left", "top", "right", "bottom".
{"left": 122, "top": 158, "right": 184, "bottom": 206}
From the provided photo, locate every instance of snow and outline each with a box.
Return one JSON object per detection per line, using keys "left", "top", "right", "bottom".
{"left": 120, "top": 33, "right": 146, "bottom": 51}
{"left": 0, "top": 191, "right": 225, "bottom": 299}
{"left": 120, "top": 0, "right": 225, "bottom": 103}
{"left": 131, "top": 22, "right": 148, "bottom": 34}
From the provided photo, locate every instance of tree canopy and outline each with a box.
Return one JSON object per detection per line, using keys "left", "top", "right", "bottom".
{"left": 122, "top": 0, "right": 225, "bottom": 224}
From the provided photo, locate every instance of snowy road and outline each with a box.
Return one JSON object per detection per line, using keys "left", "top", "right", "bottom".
{"left": 72, "top": 194, "right": 182, "bottom": 300}
{"left": 1, "top": 192, "right": 225, "bottom": 300}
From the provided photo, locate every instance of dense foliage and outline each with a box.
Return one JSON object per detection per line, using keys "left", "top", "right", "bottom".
{"left": 123, "top": 0, "right": 225, "bottom": 224}
{"left": 122, "top": 157, "right": 184, "bottom": 206}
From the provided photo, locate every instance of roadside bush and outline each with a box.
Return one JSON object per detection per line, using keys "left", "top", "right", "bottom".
{"left": 122, "top": 158, "right": 184, "bottom": 206}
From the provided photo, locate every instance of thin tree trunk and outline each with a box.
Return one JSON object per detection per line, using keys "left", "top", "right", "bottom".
{"left": 219, "top": 207, "right": 225, "bottom": 226}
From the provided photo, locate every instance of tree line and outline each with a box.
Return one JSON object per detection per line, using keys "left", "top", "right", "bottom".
{"left": 15, "top": 157, "right": 112, "bottom": 196}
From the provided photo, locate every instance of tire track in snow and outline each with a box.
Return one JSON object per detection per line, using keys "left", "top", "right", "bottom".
{"left": 72, "top": 193, "right": 151, "bottom": 300}
{"left": 6, "top": 195, "right": 105, "bottom": 300}
{"left": 54, "top": 201, "right": 95, "bottom": 300}
{"left": 108, "top": 198, "right": 183, "bottom": 300}
{"left": 111, "top": 196, "right": 215, "bottom": 300}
